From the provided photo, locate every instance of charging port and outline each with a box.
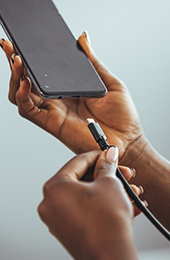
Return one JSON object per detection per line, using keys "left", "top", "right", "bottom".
{"left": 72, "top": 96, "right": 80, "bottom": 99}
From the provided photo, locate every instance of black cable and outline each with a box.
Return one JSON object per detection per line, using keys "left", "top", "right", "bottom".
{"left": 87, "top": 118, "right": 170, "bottom": 241}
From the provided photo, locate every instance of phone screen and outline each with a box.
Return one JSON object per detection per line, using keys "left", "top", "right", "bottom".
{"left": 0, "top": 0, "right": 107, "bottom": 99}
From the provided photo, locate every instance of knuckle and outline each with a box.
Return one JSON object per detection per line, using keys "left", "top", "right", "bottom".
{"left": 37, "top": 201, "right": 46, "bottom": 221}
{"left": 28, "top": 106, "right": 40, "bottom": 117}
{"left": 42, "top": 180, "right": 52, "bottom": 196}
{"left": 8, "top": 92, "right": 16, "bottom": 104}
{"left": 37, "top": 201, "right": 43, "bottom": 215}
{"left": 18, "top": 106, "right": 26, "bottom": 118}
{"left": 42, "top": 180, "right": 58, "bottom": 198}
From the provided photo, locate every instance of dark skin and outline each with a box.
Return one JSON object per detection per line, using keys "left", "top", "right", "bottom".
{"left": 1, "top": 33, "right": 170, "bottom": 230}
{"left": 0, "top": 33, "right": 142, "bottom": 156}
{"left": 38, "top": 148, "right": 139, "bottom": 260}
{"left": 1, "top": 32, "right": 147, "bottom": 258}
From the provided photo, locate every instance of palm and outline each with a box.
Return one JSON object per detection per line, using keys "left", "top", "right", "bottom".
{"left": 40, "top": 84, "right": 141, "bottom": 155}
{"left": 3, "top": 33, "right": 142, "bottom": 157}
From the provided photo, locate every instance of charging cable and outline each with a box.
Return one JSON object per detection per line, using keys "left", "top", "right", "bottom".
{"left": 87, "top": 118, "right": 170, "bottom": 241}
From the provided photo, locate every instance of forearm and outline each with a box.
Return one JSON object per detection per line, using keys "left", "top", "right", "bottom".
{"left": 120, "top": 134, "right": 170, "bottom": 230}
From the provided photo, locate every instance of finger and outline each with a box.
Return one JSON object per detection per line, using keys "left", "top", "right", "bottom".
{"left": 129, "top": 185, "right": 144, "bottom": 217}
{"left": 0, "top": 38, "right": 5, "bottom": 50}
{"left": 118, "top": 166, "right": 136, "bottom": 182}
{"left": 128, "top": 184, "right": 144, "bottom": 205}
{"left": 16, "top": 76, "right": 45, "bottom": 118}
{"left": 133, "top": 200, "right": 148, "bottom": 217}
{"left": 0, "top": 39, "right": 15, "bottom": 63}
{"left": 78, "top": 32, "right": 125, "bottom": 92}
{"left": 53, "top": 150, "right": 101, "bottom": 182}
{"left": 9, "top": 55, "right": 24, "bottom": 104}
{"left": 133, "top": 202, "right": 142, "bottom": 217}
{"left": 93, "top": 146, "right": 119, "bottom": 181}
{"left": 130, "top": 184, "right": 144, "bottom": 197}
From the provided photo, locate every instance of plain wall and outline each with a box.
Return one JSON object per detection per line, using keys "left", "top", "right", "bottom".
{"left": 0, "top": 0, "right": 170, "bottom": 259}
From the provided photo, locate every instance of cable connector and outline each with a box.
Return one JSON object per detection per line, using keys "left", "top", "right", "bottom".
{"left": 87, "top": 118, "right": 110, "bottom": 151}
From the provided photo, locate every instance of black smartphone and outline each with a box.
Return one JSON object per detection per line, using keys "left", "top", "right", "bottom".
{"left": 0, "top": 0, "right": 107, "bottom": 99}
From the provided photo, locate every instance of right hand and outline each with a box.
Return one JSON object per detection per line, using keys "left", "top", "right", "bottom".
{"left": 38, "top": 147, "right": 140, "bottom": 259}
{"left": 0, "top": 34, "right": 143, "bottom": 157}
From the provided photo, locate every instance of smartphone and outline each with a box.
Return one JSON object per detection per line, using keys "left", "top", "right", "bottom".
{"left": 0, "top": 0, "right": 107, "bottom": 99}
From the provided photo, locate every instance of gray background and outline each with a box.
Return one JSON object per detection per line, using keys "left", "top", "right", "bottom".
{"left": 0, "top": 0, "right": 170, "bottom": 259}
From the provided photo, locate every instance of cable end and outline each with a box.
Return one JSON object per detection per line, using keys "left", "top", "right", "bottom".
{"left": 87, "top": 118, "right": 95, "bottom": 124}
{"left": 87, "top": 118, "right": 110, "bottom": 151}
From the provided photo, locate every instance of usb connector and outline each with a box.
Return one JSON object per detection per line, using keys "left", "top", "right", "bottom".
{"left": 87, "top": 118, "right": 110, "bottom": 151}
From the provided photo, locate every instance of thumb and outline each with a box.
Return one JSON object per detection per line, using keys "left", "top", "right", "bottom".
{"left": 93, "top": 146, "right": 119, "bottom": 181}
{"left": 78, "top": 32, "right": 124, "bottom": 92}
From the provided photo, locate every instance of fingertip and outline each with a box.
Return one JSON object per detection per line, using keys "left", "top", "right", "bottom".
{"left": 82, "top": 31, "right": 91, "bottom": 45}
{"left": 2, "top": 39, "right": 15, "bottom": 58}
{"left": 14, "top": 54, "right": 23, "bottom": 66}
{"left": 93, "top": 147, "right": 118, "bottom": 181}
{"left": 78, "top": 32, "right": 91, "bottom": 57}
{"left": 118, "top": 166, "right": 136, "bottom": 181}
{"left": 22, "top": 76, "right": 32, "bottom": 89}
{"left": 0, "top": 38, "right": 5, "bottom": 49}
{"left": 10, "top": 53, "right": 15, "bottom": 69}
{"left": 130, "top": 184, "right": 144, "bottom": 197}
{"left": 118, "top": 166, "right": 133, "bottom": 182}
{"left": 130, "top": 168, "right": 136, "bottom": 178}
{"left": 138, "top": 185, "right": 144, "bottom": 195}
{"left": 10, "top": 55, "right": 24, "bottom": 84}
{"left": 143, "top": 200, "right": 148, "bottom": 207}
{"left": 105, "top": 146, "right": 119, "bottom": 164}
{"left": 77, "top": 33, "right": 87, "bottom": 45}
{"left": 11, "top": 54, "right": 23, "bottom": 70}
{"left": 17, "top": 76, "right": 32, "bottom": 101}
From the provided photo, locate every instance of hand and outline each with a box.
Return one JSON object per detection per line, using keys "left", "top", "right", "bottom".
{"left": 38, "top": 147, "right": 143, "bottom": 260}
{"left": 1, "top": 34, "right": 142, "bottom": 156}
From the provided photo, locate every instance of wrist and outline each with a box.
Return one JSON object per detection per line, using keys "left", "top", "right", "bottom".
{"left": 119, "top": 134, "right": 149, "bottom": 176}
{"left": 120, "top": 133, "right": 170, "bottom": 229}
{"left": 83, "top": 216, "right": 137, "bottom": 260}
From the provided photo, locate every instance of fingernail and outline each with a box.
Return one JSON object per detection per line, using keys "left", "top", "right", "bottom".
{"left": 82, "top": 31, "right": 91, "bottom": 44}
{"left": 10, "top": 53, "right": 15, "bottom": 70}
{"left": 143, "top": 200, "right": 148, "bottom": 207}
{"left": 83, "top": 31, "right": 88, "bottom": 37}
{"left": 139, "top": 185, "right": 144, "bottom": 194}
{"left": 0, "top": 38, "right": 5, "bottom": 48}
{"left": 20, "top": 74, "right": 25, "bottom": 86}
{"left": 130, "top": 168, "right": 136, "bottom": 178}
{"left": 11, "top": 53, "right": 15, "bottom": 64}
{"left": 106, "top": 146, "right": 119, "bottom": 163}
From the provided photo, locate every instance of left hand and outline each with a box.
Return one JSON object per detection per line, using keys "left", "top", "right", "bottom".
{"left": 38, "top": 147, "right": 143, "bottom": 260}
{"left": 1, "top": 33, "right": 142, "bottom": 156}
